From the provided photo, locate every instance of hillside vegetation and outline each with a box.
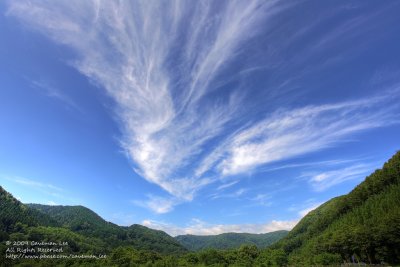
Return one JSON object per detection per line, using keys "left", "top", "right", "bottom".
{"left": 28, "top": 204, "right": 184, "bottom": 254}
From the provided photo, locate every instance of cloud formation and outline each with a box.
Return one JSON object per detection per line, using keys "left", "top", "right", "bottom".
{"left": 132, "top": 195, "right": 179, "bottom": 214}
{"left": 30, "top": 80, "right": 83, "bottom": 113}
{"left": 305, "top": 164, "right": 373, "bottom": 191}
{"left": 0, "top": 175, "right": 65, "bottom": 201}
{"left": 7, "top": 0, "right": 400, "bottom": 212}
{"left": 217, "top": 95, "right": 400, "bottom": 176}
{"left": 1, "top": 175, "right": 63, "bottom": 192}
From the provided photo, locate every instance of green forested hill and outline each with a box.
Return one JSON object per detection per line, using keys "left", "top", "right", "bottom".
{"left": 176, "top": 231, "right": 288, "bottom": 251}
{"left": 269, "top": 150, "right": 400, "bottom": 265}
{"left": 26, "top": 204, "right": 185, "bottom": 255}
{"left": 0, "top": 188, "right": 186, "bottom": 257}
{"left": 27, "top": 204, "right": 113, "bottom": 231}
{"left": 0, "top": 187, "right": 108, "bottom": 266}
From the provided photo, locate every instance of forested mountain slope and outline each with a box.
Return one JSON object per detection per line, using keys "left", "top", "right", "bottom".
{"left": 269, "top": 151, "right": 400, "bottom": 265}
{"left": 26, "top": 204, "right": 186, "bottom": 255}
{"left": 176, "top": 231, "right": 288, "bottom": 251}
{"left": 0, "top": 189, "right": 186, "bottom": 257}
{"left": 0, "top": 187, "right": 60, "bottom": 233}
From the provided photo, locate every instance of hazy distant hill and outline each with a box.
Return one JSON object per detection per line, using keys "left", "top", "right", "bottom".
{"left": 268, "top": 151, "right": 400, "bottom": 265}
{"left": 176, "top": 231, "right": 288, "bottom": 251}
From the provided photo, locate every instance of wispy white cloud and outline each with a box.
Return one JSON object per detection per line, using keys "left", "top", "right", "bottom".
{"left": 217, "top": 95, "right": 400, "bottom": 176}
{"left": 258, "top": 158, "right": 364, "bottom": 173}
{"left": 1, "top": 175, "right": 63, "bottom": 192}
{"left": 132, "top": 195, "right": 179, "bottom": 214}
{"left": 250, "top": 194, "right": 272, "bottom": 207}
{"left": 216, "top": 180, "right": 240, "bottom": 191}
{"left": 0, "top": 175, "right": 65, "bottom": 201}
{"left": 30, "top": 79, "right": 83, "bottom": 113}
{"left": 210, "top": 187, "right": 248, "bottom": 200}
{"left": 142, "top": 218, "right": 297, "bottom": 237}
{"left": 304, "top": 164, "right": 373, "bottom": 191}
{"left": 6, "top": 0, "right": 284, "bottom": 205}
{"left": 6, "top": 0, "right": 400, "bottom": 213}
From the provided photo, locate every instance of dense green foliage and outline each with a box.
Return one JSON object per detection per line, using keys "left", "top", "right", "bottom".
{"left": 176, "top": 231, "right": 288, "bottom": 251}
{"left": 1, "top": 150, "right": 399, "bottom": 266}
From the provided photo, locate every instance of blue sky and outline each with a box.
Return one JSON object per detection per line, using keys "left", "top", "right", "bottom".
{"left": 1, "top": 0, "right": 400, "bottom": 236}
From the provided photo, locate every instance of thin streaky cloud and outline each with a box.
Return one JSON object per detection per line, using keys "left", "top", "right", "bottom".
{"left": 1, "top": 175, "right": 63, "bottom": 192}
{"left": 30, "top": 80, "right": 83, "bottom": 113}
{"left": 210, "top": 188, "right": 248, "bottom": 200}
{"left": 132, "top": 194, "right": 180, "bottom": 214}
{"left": 258, "top": 158, "right": 365, "bottom": 174}
{"left": 6, "top": 0, "right": 285, "bottom": 203}
{"left": 217, "top": 93, "right": 400, "bottom": 177}
{"left": 0, "top": 175, "right": 67, "bottom": 201}
{"left": 216, "top": 180, "right": 240, "bottom": 191}
{"left": 6, "top": 0, "right": 400, "bottom": 213}
{"left": 305, "top": 164, "right": 374, "bottom": 191}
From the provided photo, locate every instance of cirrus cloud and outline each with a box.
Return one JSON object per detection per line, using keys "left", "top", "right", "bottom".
{"left": 6, "top": 0, "right": 400, "bottom": 213}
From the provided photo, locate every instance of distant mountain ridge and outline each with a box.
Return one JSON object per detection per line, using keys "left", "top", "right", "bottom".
{"left": 176, "top": 231, "right": 288, "bottom": 251}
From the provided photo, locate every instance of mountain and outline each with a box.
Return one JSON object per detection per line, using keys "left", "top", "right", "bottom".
{"left": 0, "top": 189, "right": 186, "bottom": 257}
{"left": 267, "top": 150, "right": 400, "bottom": 265}
{"left": 28, "top": 202, "right": 188, "bottom": 254}
{"left": 176, "top": 231, "right": 288, "bottom": 251}
{"left": 26, "top": 204, "right": 133, "bottom": 247}
{"left": 26, "top": 203, "right": 186, "bottom": 255}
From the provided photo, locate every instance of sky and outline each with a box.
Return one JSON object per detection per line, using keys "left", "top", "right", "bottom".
{"left": 1, "top": 0, "right": 400, "bottom": 236}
